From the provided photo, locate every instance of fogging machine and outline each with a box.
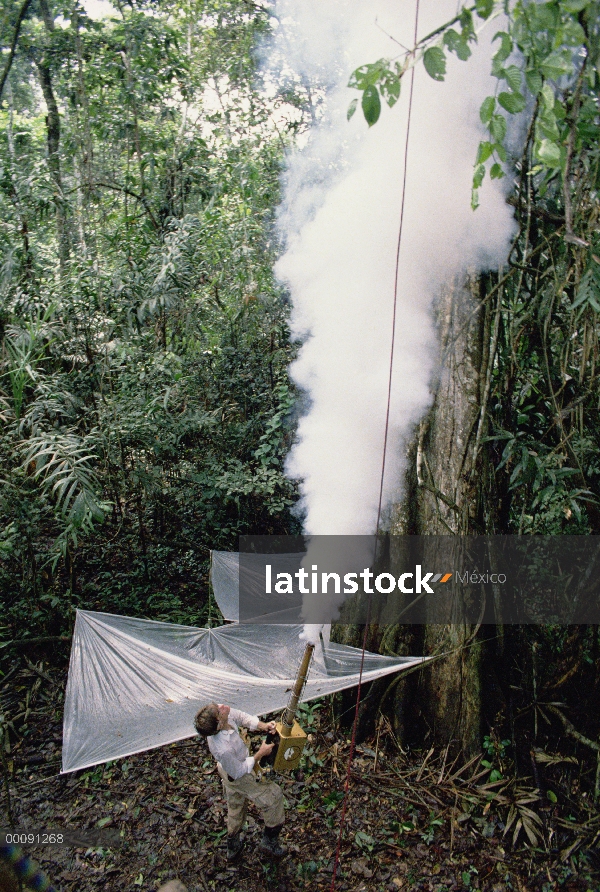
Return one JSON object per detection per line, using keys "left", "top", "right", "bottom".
{"left": 261, "top": 642, "right": 314, "bottom": 773}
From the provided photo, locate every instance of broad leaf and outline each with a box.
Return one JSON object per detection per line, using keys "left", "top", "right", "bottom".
{"left": 503, "top": 64, "right": 522, "bottom": 93}
{"left": 347, "top": 98, "right": 358, "bottom": 121}
{"left": 361, "top": 85, "right": 381, "bottom": 126}
{"left": 498, "top": 91, "right": 526, "bottom": 114}
{"left": 473, "top": 163, "right": 486, "bottom": 189}
{"left": 563, "top": 0, "right": 590, "bottom": 10}
{"left": 480, "top": 96, "right": 495, "bottom": 124}
{"left": 537, "top": 109, "right": 560, "bottom": 141}
{"left": 490, "top": 113, "right": 507, "bottom": 143}
{"left": 493, "top": 31, "right": 513, "bottom": 63}
{"left": 444, "top": 29, "right": 472, "bottom": 61}
{"left": 540, "top": 83, "right": 555, "bottom": 109}
{"left": 348, "top": 61, "right": 387, "bottom": 89}
{"left": 540, "top": 51, "right": 574, "bottom": 81}
{"left": 380, "top": 70, "right": 401, "bottom": 107}
{"left": 476, "top": 141, "right": 494, "bottom": 164}
{"left": 535, "top": 138, "right": 561, "bottom": 167}
{"left": 525, "top": 69, "right": 543, "bottom": 95}
{"left": 490, "top": 163, "right": 504, "bottom": 179}
{"left": 459, "top": 7, "right": 475, "bottom": 38}
{"left": 475, "top": 0, "right": 494, "bottom": 19}
{"left": 423, "top": 46, "right": 447, "bottom": 81}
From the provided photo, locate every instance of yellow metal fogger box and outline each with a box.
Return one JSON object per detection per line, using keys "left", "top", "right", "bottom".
{"left": 273, "top": 720, "right": 307, "bottom": 772}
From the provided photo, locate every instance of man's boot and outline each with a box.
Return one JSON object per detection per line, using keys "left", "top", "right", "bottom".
{"left": 227, "top": 831, "right": 244, "bottom": 861}
{"left": 259, "top": 824, "right": 287, "bottom": 858}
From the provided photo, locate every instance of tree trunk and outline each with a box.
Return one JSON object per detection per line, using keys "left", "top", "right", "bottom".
{"left": 412, "top": 275, "right": 489, "bottom": 756}
{"left": 35, "top": 0, "right": 70, "bottom": 272}
{"left": 36, "top": 59, "right": 70, "bottom": 272}
{"left": 333, "top": 278, "right": 491, "bottom": 752}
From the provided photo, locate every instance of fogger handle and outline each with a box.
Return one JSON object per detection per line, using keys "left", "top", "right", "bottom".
{"left": 281, "top": 643, "right": 315, "bottom": 731}
{"left": 259, "top": 730, "right": 280, "bottom": 768}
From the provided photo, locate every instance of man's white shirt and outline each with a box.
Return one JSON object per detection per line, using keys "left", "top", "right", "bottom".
{"left": 207, "top": 709, "right": 260, "bottom": 779}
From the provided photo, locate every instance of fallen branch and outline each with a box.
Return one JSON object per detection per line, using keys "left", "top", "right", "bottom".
{"left": 546, "top": 704, "right": 600, "bottom": 800}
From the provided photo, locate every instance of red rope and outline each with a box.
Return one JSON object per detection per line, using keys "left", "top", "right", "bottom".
{"left": 328, "top": 3, "right": 420, "bottom": 888}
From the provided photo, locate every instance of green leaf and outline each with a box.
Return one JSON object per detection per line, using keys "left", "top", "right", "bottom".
{"left": 380, "top": 70, "right": 401, "bottom": 107}
{"left": 459, "top": 7, "right": 475, "bottom": 37}
{"left": 540, "top": 51, "right": 574, "bottom": 81}
{"left": 475, "top": 0, "right": 494, "bottom": 19}
{"left": 537, "top": 109, "right": 560, "bottom": 141}
{"left": 347, "top": 98, "right": 358, "bottom": 121}
{"left": 572, "top": 268, "right": 600, "bottom": 310}
{"left": 493, "top": 31, "right": 513, "bottom": 63}
{"left": 530, "top": 3, "right": 559, "bottom": 30}
{"left": 560, "top": 18, "right": 586, "bottom": 46}
{"left": 540, "top": 83, "right": 555, "bottom": 109}
{"left": 361, "top": 85, "right": 381, "bottom": 126}
{"left": 423, "top": 46, "right": 447, "bottom": 81}
{"left": 348, "top": 61, "right": 386, "bottom": 89}
{"left": 473, "top": 163, "right": 486, "bottom": 189}
{"left": 471, "top": 188, "right": 480, "bottom": 211}
{"left": 503, "top": 64, "right": 522, "bottom": 93}
{"left": 476, "top": 141, "right": 494, "bottom": 164}
{"left": 525, "top": 69, "right": 543, "bottom": 95}
{"left": 490, "top": 114, "right": 507, "bottom": 143}
{"left": 443, "top": 29, "right": 472, "bottom": 62}
{"left": 490, "top": 163, "right": 504, "bottom": 179}
{"left": 498, "top": 91, "right": 526, "bottom": 114}
{"left": 480, "top": 96, "right": 495, "bottom": 124}
{"left": 547, "top": 790, "right": 558, "bottom": 803}
{"left": 535, "top": 138, "right": 561, "bottom": 167}
{"left": 562, "top": 0, "right": 590, "bottom": 10}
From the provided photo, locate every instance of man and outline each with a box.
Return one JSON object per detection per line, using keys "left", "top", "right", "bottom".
{"left": 194, "top": 702, "right": 287, "bottom": 861}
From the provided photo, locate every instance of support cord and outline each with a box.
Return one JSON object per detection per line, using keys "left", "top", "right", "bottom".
{"left": 329, "top": 3, "right": 420, "bottom": 889}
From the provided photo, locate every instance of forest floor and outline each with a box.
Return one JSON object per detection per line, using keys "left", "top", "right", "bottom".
{"left": 1, "top": 659, "right": 599, "bottom": 892}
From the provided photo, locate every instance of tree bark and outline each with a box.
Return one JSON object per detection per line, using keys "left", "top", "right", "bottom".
{"left": 0, "top": 0, "right": 33, "bottom": 102}
{"left": 34, "top": 0, "right": 70, "bottom": 271}
{"left": 413, "top": 275, "right": 489, "bottom": 756}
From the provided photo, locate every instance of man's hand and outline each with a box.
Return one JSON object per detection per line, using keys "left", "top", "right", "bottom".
{"left": 255, "top": 741, "right": 275, "bottom": 762}
{"left": 257, "top": 720, "right": 277, "bottom": 734}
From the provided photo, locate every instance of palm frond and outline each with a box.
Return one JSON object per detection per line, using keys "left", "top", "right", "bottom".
{"left": 20, "top": 431, "right": 106, "bottom": 530}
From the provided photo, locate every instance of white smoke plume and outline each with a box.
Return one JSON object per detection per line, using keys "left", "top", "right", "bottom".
{"left": 266, "top": 2, "right": 516, "bottom": 636}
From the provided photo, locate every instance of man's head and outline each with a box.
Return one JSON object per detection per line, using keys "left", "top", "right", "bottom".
{"left": 194, "top": 702, "right": 230, "bottom": 736}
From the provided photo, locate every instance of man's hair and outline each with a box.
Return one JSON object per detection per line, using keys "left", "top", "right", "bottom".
{"left": 194, "top": 703, "right": 219, "bottom": 737}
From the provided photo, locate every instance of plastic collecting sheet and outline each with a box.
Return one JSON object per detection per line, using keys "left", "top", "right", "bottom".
{"left": 210, "top": 550, "right": 307, "bottom": 622}
{"left": 62, "top": 609, "right": 430, "bottom": 773}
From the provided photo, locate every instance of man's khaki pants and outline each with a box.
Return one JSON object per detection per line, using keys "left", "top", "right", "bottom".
{"left": 217, "top": 765, "right": 285, "bottom": 835}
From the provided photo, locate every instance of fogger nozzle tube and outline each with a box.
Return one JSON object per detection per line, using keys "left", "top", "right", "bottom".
{"left": 281, "top": 643, "right": 314, "bottom": 732}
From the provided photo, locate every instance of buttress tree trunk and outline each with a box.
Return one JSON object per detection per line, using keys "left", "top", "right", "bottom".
{"left": 402, "top": 274, "right": 491, "bottom": 756}
{"left": 333, "top": 275, "right": 493, "bottom": 755}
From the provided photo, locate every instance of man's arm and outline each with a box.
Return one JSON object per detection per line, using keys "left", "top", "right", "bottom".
{"left": 257, "top": 719, "right": 277, "bottom": 734}
{"left": 229, "top": 709, "right": 276, "bottom": 734}
{"left": 229, "top": 708, "right": 259, "bottom": 731}
{"left": 208, "top": 733, "right": 275, "bottom": 779}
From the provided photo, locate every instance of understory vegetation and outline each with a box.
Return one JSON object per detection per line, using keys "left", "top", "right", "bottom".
{"left": 0, "top": 0, "right": 304, "bottom": 640}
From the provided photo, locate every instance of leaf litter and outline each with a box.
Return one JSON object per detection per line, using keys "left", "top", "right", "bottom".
{"left": 1, "top": 663, "right": 599, "bottom": 892}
